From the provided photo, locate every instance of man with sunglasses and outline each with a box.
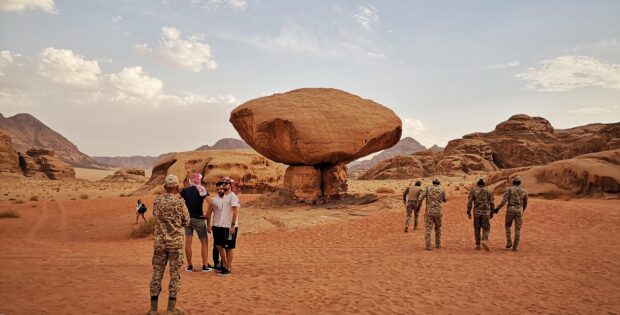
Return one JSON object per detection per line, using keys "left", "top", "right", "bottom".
{"left": 210, "top": 178, "right": 239, "bottom": 276}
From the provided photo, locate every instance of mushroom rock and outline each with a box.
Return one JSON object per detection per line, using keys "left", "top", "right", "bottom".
{"left": 230, "top": 88, "right": 402, "bottom": 201}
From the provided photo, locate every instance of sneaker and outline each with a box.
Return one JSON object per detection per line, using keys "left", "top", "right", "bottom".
{"left": 201, "top": 265, "right": 213, "bottom": 272}
{"left": 218, "top": 268, "right": 231, "bottom": 277}
{"left": 185, "top": 265, "right": 193, "bottom": 272}
{"left": 481, "top": 242, "right": 489, "bottom": 251}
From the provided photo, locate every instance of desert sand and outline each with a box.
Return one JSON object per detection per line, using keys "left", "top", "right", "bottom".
{"left": 1, "top": 188, "right": 619, "bottom": 314}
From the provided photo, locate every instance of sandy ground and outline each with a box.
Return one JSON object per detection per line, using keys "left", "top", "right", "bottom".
{"left": 74, "top": 167, "right": 152, "bottom": 181}
{"left": 1, "top": 192, "right": 619, "bottom": 314}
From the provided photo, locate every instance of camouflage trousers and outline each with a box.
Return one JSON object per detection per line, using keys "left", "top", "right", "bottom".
{"left": 424, "top": 211, "right": 442, "bottom": 248}
{"left": 473, "top": 214, "right": 490, "bottom": 245}
{"left": 505, "top": 210, "right": 523, "bottom": 246}
{"left": 150, "top": 245, "right": 184, "bottom": 298}
{"left": 405, "top": 202, "right": 421, "bottom": 229}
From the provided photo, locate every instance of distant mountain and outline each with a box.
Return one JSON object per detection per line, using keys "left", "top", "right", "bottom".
{"left": 0, "top": 113, "right": 100, "bottom": 168}
{"left": 429, "top": 145, "right": 444, "bottom": 152}
{"left": 347, "top": 137, "right": 427, "bottom": 178}
{"left": 96, "top": 138, "right": 250, "bottom": 169}
{"left": 195, "top": 138, "right": 250, "bottom": 151}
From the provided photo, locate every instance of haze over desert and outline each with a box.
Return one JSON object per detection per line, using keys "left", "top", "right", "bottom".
{"left": 1, "top": 1, "right": 620, "bottom": 314}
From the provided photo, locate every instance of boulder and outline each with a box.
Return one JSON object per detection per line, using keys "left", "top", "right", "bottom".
{"left": 0, "top": 132, "right": 21, "bottom": 174}
{"left": 321, "top": 163, "right": 348, "bottom": 197}
{"left": 101, "top": 168, "right": 148, "bottom": 183}
{"left": 282, "top": 166, "right": 322, "bottom": 202}
{"left": 24, "top": 149, "right": 75, "bottom": 180}
{"left": 133, "top": 150, "right": 285, "bottom": 196}
{"left": 230, "top": 88, "right": 402, "bottom": 165}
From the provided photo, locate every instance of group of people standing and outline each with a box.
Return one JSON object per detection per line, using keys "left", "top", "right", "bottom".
{"left": 146, "top": 173, "right": 240, "bottom": 315}
{"left": 403, "top": 176, "right": 528, "bottom": 251}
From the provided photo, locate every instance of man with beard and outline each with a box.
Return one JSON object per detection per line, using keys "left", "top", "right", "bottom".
{"left": 212, "top": 178, "right": 239, "bottom": 277}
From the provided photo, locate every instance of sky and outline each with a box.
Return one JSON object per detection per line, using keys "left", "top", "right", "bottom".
{"left": 0, "top": 0, "right": 619, "bottom": 157}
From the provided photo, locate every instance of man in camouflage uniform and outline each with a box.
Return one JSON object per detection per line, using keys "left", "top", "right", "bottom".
{"left": 495, "top": 176, "right": 528, "bottom": 252}
{"left": 418, "top": 178, "right": 447, "bottom": 250}
{"left": 402, "top": 180, "right": 423, "bottom": 232}
{"left": 149, "top": 174, "right": 190, "bottom": 315}
{"left": 467, "top": 178, "right": 495, "bottom": 251}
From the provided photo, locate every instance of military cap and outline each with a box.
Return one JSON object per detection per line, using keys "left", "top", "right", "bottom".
{"left": 164, "top": 174, "right": 180, "bottom": 187}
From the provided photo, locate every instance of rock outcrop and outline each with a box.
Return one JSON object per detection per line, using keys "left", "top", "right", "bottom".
{"left": 0, "top": 113, "right": 100, "bottom": 168}
{"left": 0, "top": 132, "right": 21, "bottom": 174}
{"left": 360, "top": 114, "right": 620, "bottom": 179}
{"left": 19, "top": 149, "right": 75, "bottom": 180}
{"left": 230, "top": 88, "right": 402, "bottom": 202}
{"left": 133, "top": 150, "right": 285, "bottom": 196}
{"left": 348, "top": 137, "right": 427, "bottom": 179}
{"left": 195, "top": 138, "right": 250, "bottom": 151}
{"left": 100, "top": 168, "right": 148, "bottom": 183}
{"left": 487, "top": 149, "right": 620, "bottom": 198}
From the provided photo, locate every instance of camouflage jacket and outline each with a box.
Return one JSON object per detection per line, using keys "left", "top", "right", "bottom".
{"left": 153, "top": 194, "right": 190, "bottom": 249}
{"left": 418, "top": 185, "right": 447, "bottom": 214}
{"left": 497, "top": 186, "right": 528, "bottom": 213}
{"left": 402, "top": 185, "right": 423, "bottom": 207}
{"left": 467, "top": 187, "right": 495, "bottom": 216}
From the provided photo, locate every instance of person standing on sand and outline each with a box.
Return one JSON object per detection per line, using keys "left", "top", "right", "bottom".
{"left": 402, "top": 180, "right": 423, "bottom": 232}
{"left": 149, "top": 174, "right": 189, "bottom": 315}
{"left": 135, "top": 199, "right": 148, "bottom": 224}
{"left": 467, "top": 178, "right": 495, "bottom": 251}
{"left": 179, "top": 172, "right": 212, "bottom": 272}
{"left": 418, "top": 178, "right": 447, "bottom": 250}
{"left": 206, "top": 182, "right": 225, "bottom": 271}
{"left": 494, "top": 176, "right": 528, "bottom": 252}
{"left": 213, "top": 178, "right": 239, "bottom": 277}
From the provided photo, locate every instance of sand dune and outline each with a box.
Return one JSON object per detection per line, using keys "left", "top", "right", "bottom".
{"left": 1, "top": 195, "right": 619, "bottom": 314}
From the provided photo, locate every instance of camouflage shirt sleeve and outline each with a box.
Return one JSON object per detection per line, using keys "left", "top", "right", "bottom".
{"left": 418, "top": 188, "right": 427, "bottom": 205}
{"left": 522, "top": 189, "right": 528, "bottom": 211}
{"left": 181, "top": 200, "right": 190, "bottom": 226}
{"left": 467, "top": 190, "right": 474, "bottom": 213}
{"left": 403, "top": 187, "right": 409, "bottom": 203}
{"left": 496, "top": 189, "right": 509, "bottom": 210}
{"left": 441, "top": 189, "right": 447, "bottom": 203}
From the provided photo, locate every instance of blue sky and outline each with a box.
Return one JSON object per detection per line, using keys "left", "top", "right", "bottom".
{"left": 1, "top": 0, "right": 619, "bottom": 156}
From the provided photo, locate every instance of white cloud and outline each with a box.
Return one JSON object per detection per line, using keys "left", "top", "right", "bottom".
{"left": 354, "top": 5, "right": 379, "bottom": 30}
{"left": 137, "top": 26, "right": 218, "bottom": 72}
{"left": 517, "top": 55, "right": 620, "bottom": 92}
{"left": 402, "top": 118, "right": 425, "bottom": 136}
{"left": 0, "top": 50, "right": 16, "bottom": 77}
{"left": 238, "top": 23, "right": 384, "bottom": 59}
{"left": 111, "top": 15, "right": 122, "bottom": 23}
{"left": 38, "top": 47, "right": 101, "bottom": 88}
{"left": 488, "top": 61, "right": 519, "bottom": 70}
{"left": 107, "top": 66, "right": 163, "bottom": 100}
{"left": 190, "top": 0, "right": 248, "bottom": 10}
{"left": 0, "top": 0, "right": 57, "bottom": 13}
{"left": 567, "top": 105, "right": 619, "bottom": 114}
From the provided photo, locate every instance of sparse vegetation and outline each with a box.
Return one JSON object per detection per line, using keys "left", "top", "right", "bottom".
{"left": 80, "top": 194, "right": 89, "bottom": 200}
{"left": 29, "top": 195, "right": 39, "bottom": 201}
{"left": 131, "top": 218, "right": 156, "bottom": 238}
{"left": 375, "top": 187, "right": 395, "bottom": 194}
{"left": 14, "top": 199, "right": 24, "bottom": 204}
{"left": 0, "top": 210, "right": 20, "bottom": 219}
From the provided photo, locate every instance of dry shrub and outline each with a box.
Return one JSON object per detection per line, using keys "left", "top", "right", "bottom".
{"left": 131, "top": 218, "right": 156, "bottom": 238}
{"left": 29, "top": 195, "right": 39, "bottom": 201}
{"left": 14, "top": 199, "right": 24, "bottom": 204}
{"left": 375, "top": 187, "right": 395, "bottom": 194}
{"left": 0, "top": 210, "right": 20, "bottom": 219}
{"left": 80, "top": 194, "right": 89, "bottom": 200}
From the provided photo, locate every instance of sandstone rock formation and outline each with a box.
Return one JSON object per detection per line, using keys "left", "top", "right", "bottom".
{"left": 487, "top": 149, "right": 619, "bottom": 198}
{"left": 0, "top": 113, "right": 100, "bottom": 168}
{"left": 133, "top": 150, "right": 285, "bottom": 196}
{"left": 348, "top": 137, "right": 427, "bottom": 179}
{"left": 360, "top": 114, "right": 620, "bottom": 179}
{"left": 195, "top": 138, "right": 250, "bottom": 151}
{"left": 230, "top": 88, "right": 402, "bottom": 202}
{"left": 0, "top": 132, "right": 21, "bottom": 175}
{"left": 100, "top": 168, "right": 148, "bottom": 183}
{"left": 19, "top": 149, "right": 75, "bottom": 180}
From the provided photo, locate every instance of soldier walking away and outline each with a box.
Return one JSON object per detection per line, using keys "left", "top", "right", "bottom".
{"left": 494, "top": 176, "right": 528, "bottom": 252}
{"left": 402, "top": 180, "right": 423, "bottom": 232}
{"left": 418, "top": 178, "right": 447, "bottom": 250}
{"left": 467, "top": 178, "right": 495, "bottom": 251}
{"left": 148, "top": 174, "right": 190, "bottom": 315}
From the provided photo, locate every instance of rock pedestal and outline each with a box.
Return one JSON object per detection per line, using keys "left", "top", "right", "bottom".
{"left": 282, "top": 163, "right": 349, "bottom": 202}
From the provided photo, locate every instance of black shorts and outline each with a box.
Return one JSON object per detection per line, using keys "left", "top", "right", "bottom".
{"left": 137, "top": 209, "right": 147, "bottom": 214}
{"left": 213, "top": 226, "right": 238, "bottom": 249}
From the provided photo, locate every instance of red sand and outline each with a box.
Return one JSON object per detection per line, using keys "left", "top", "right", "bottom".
{"left": 1, "top": 196, "right": 619, "bottom": 314}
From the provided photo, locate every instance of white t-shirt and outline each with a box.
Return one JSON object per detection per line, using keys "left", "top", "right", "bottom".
{"left": 218, "top": 192, "right": 239, "bottom": 228}
{"left": 211, "top": 196, "right": 224, "bottom": 227}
